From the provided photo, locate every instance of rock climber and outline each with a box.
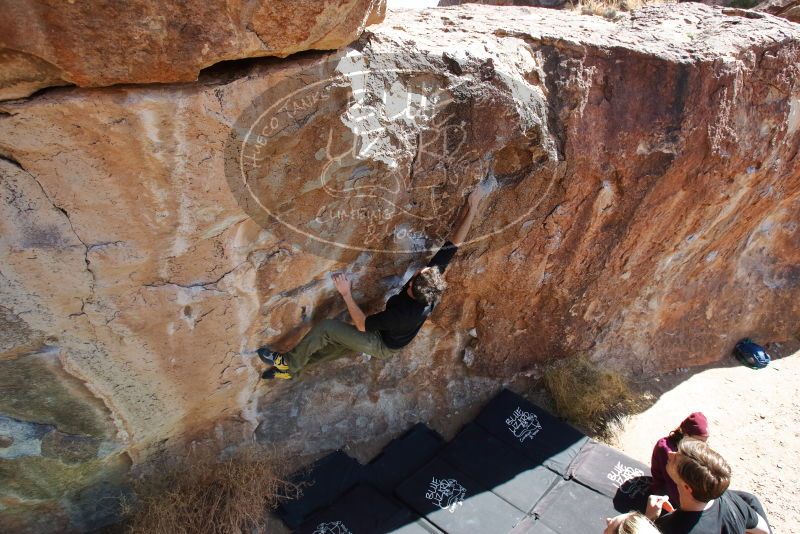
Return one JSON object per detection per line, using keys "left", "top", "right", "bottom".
{"left": 257, "top": 186, "right": 488, "bottom": 380}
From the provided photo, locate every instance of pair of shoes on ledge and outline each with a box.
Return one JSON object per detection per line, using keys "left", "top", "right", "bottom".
{"left": 257, "top": 347, "right": 293, "bottom": 380}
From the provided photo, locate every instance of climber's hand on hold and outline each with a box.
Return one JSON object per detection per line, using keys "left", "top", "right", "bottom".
{"left": 332, "top": 272, "right": 352, "bottom": 297}
{"left": 332, "top": 272, "right": 366, "bottom": 331}
{"left": 468, "top": 184, "right": 487, "bottom": 211}
{"left": 449, "top": 184, "right": 486, "bottom": 245}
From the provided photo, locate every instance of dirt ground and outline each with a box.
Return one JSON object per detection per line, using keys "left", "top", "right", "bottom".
{"left": 610, "top": 350, "right": 800, "bottom": 534}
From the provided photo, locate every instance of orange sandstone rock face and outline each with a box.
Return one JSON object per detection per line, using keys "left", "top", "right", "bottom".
{"left": 0, "top": 0, "right": 386, "bottom": 100}
{"left": 0, "top": 3, "right": 799, "bottom": 531}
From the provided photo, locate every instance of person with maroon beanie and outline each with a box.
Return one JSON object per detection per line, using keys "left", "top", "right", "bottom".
{"left": 650, "top": 412, "right": 710, "bottom": 509}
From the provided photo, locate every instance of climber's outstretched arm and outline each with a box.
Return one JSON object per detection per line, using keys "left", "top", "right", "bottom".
{"left": 447, "top": 186, "right": 487, "bottom": 246}
{"left": 332, "top": 273, "right": 367, "bottom": 332}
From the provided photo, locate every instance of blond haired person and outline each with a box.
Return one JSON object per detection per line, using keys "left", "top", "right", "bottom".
{"left": 604, "top": 512, "right": 661, "bottom": 534}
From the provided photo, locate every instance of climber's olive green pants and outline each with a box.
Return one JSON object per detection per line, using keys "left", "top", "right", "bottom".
{"left": 284, "top": 319, "right": 399, "bottom": 375}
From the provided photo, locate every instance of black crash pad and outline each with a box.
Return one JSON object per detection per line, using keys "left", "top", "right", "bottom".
{"left": 395, "top": 457, "right": 526, "bottom": 534}
{"left": 279, "top": 451, "right": 363, "bottom": 528}
{"left": 532, "top": 478, "right": 621, "bottom": 533}
{"left": 438, "top": 423, "right": 560, "bottom": 513}
{"left": 509, "top": 516, "right": 561, "bottom": 534}
{"left": 296, "top": 484, "right": 437, "bottom": 534}
{"left": 475, "top": 389, "right": 589, "bottom": 476}
{"left": 380, "top": 511, "right": 445, "bottom": 534}
{"left": 568, "top": 439, "right": 652, "bottom": 512}
{"left": 364, "top": 424, "right": 444, "bottom": 494}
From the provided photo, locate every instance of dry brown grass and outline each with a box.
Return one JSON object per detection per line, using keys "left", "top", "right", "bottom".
{"left": 543, "top": 356, "right": 637, "bottom": 438}
{"left": 122, "top": 444, "right": 298, "bottom": 534}
{"left": 569, "top": 0, "right": 675, "bottom": 18}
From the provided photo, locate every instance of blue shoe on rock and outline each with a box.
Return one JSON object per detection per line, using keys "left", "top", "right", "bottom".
{"left": 257, "top": 347, "right": 289, "bottom": 371}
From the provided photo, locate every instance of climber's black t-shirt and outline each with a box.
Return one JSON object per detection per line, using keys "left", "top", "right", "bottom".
{"left": 655, "top": 491, "right": 761, "bottom": 534}
{"left": 364, "top": 241, "right": 458, "bottom": 349}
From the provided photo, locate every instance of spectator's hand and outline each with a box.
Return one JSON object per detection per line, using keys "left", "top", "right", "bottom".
{"left": 332, "top": 272, "right": 352, "bottom": 296}
{"left": 604, "top": 512, "right": 634, "bottom": 534}
{"left": 646, "top": 495, "right": 670, "bottom": 520}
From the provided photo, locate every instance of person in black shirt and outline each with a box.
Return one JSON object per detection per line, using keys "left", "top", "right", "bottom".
{"left": 655, "top": 490, "right": 770, "bottom": 534}
{"left": 258, "top": 187, "right": 487, "bottom": 380}
{"left": 608, "top": 439, "right": 771, "bottom": 534}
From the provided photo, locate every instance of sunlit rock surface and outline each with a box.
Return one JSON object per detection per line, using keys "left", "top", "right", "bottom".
{"left": 0, "top": 0, "right": 386, "bottom": 100}
{"left": 756, "top": 0, "right": 800, "bottom": 22}
{"left": 0, "top": 3, "right": 798, "bottom": 531}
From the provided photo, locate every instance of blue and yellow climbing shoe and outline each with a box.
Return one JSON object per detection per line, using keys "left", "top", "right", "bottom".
{"left": 262, "top": 368, "right": 293, "bottom": 380}
{"left": 257, "top": 347, "right": 289, "bottom": 371}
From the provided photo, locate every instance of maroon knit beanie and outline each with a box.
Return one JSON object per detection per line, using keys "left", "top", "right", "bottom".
{"left": 680, "top": 412, "right": 709, "bottom": 438}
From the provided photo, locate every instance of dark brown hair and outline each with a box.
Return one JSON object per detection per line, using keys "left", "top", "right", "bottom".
{"left": 667, "top": 427, "right": 686, "bottom": 448}
{"left": 412, "top": 267, "right": 447, "bottom": 307}
{"left": 675, "top": 439, "right": 731, "bottom": 502}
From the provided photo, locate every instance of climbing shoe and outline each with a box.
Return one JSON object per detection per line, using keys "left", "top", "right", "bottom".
{"left": 257, "top": 347, "right": 289, "bottom": 371}
{"left": 261, "top": 368, "right": 293, "bottom": 380}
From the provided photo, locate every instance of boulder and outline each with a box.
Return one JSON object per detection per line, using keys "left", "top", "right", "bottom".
{"left": 0, "top": 3, "right": 798, "bottom": 530}
{"left": 439, "top": 0, "right": 567, "bottom": 7}
{"left": 677, "top": 0, "right": 738, "bottom": 6}
{"left": 756, "top": 0, "right": 800, "bottom": 22}
{"left": 0, "top": 0, "right": 386, "bottom": 101}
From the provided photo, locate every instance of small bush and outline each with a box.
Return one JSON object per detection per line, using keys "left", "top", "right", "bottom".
{"left": 543, "top": 356, "right": 635, "bottom": 437}
{"left": 123, "top": 444, "right": 297, "bottom": 534}
{"left": 572, "top": 0, "right": 674, "bottom": 18}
